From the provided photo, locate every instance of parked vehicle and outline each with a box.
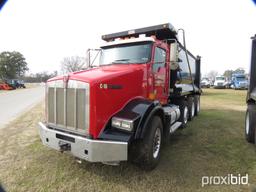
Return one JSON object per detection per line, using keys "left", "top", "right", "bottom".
{"left": 38, "top": 23, "right": 201, "bottom": 170}
{"left": 0, "top": 81, "right": 13, "bottom": 90}
{"left": 246, "top": 35, "right": 256, "bottom": 143}
{"left": 230, "top": 73, "right": 248, "bottom": 90}
{"left": 225, "top": 79, "right": 232, "bottom": 89}
{"left": 5, "top": 79, "right": 26, "bottom": 89}
{"left": 201, "top": 78, "right": 211, "bottom": 88}
{"left": 213, "top": 76, "right": 227, "bottom": 89}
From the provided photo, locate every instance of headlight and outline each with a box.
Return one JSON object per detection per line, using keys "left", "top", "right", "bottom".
{"left": 112, "top": 118, "right": 121, "bottom": 127}
{"left": 111, "top": 117, "right": 134, "bottom": 131}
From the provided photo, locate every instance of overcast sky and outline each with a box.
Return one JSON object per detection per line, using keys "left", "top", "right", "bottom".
{"left": 0, "top": 0, "right": 255, "bottom": 75}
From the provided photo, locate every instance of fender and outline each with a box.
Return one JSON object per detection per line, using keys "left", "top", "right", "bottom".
{"left": 98, "top": 98, "right": 165, "bottom": 142}
{"left": 137, "top": 104, "right": 165, "bottom": 139}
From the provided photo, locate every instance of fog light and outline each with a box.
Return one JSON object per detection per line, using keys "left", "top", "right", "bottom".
{"left": 121, "top": 121, "right": 131, "bottom": 129}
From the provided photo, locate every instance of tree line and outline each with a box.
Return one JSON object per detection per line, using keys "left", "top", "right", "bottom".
{"left": 0, "top": 51, "right": 29, "bottom": 79}
{"left": 0, "top": 50, "right": 89, "bottom": 83}
{"left": 0, "top": 51, "right": 58, "bottom": 83}
{"left": 0, "top": 50, "right": 248, "bottom": 83}
{"left": 205, "top": 68, "right": 247, "bottom": 80}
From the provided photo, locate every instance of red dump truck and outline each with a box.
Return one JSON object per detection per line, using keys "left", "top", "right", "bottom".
{"left": 38, "top": 23, "right": 201, "bottom": 170}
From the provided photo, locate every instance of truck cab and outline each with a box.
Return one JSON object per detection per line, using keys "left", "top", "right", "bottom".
{"left": 38, "top": 23, "right": 201, "bottom": 170}
{"left": 201, "top": 77, "right": 211, "bottom": 88}
{"left": 231, "top": 74, "right": 248, "bottom": 90}
{"left": 214, "top": 76, "right": 227, "bottom": 89}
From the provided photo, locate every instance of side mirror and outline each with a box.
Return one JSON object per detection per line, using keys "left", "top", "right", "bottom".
{"left": 86, "top": 48, "right": 101, "bottom": 67}
{"left": 170, "top": 42, "right": 179, "bottom": 70}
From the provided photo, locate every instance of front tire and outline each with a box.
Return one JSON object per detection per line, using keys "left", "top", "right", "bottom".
{"left": 245, "top": 104, "right": 256, "bottom": 143}
{"left": 138, "top": 116, "right": 163, "bottom": 170}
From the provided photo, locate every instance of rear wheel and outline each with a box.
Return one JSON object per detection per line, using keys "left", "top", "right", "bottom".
{"left": 178, "top": 100, "right": 188, "bottom": 128}
{"left": 194, "top": 95, "right": 200, "bottom": 116}
{"left": 188, "top": 97, "right": 195, "bottom": 121}
{"left": 137, "top": 116, "right": 163, "bottom": 170}
{"left": 245, "top": 104, "right": 256, "bottom": 143}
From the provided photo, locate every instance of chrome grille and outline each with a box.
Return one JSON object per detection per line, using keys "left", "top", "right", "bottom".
{"left": 47, "top": 80, "right": 90, "bottom": 135}
{"left": 239, "top": 82, "right": 246, "bottom": 87}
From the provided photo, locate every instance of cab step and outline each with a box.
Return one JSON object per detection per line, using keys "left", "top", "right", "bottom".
{"left": 170, "top": 122, "right": 182, "bottom": 133}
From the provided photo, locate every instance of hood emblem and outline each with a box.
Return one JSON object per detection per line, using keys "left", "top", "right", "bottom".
{"left": 100, "top": 83, "right": 123, "bottom": 90}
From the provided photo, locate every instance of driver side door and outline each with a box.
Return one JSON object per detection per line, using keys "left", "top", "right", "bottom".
{"left": 152, "top": 46, "right": 168, "bottom": 104}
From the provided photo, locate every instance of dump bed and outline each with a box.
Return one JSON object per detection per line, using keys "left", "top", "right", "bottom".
{"left": 174, "top": 43, "right": 201, "bottom": 95}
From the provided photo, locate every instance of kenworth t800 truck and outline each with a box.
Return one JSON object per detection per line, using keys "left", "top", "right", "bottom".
{"left": 38, "top": 23, "right": 201, "bottom": 170}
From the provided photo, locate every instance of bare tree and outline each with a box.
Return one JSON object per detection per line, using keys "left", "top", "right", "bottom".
{"left": 61, "top": 56, "right": 87, "bottom": 73}
{"left": 234, "top": 67, "right": 245, "bottom": 74}
{"left": 207, "top": 70, "right": 219, "bottom": 81}
{"left": 223, "top": 69, "right": 233, "bottom": 80}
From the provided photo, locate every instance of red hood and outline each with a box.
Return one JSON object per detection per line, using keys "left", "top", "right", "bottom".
{"left": 88, "top": 64, "right": 148, "bottom": 138}
{"left": 49, "top": 64, "right": 144, "bottom": 85}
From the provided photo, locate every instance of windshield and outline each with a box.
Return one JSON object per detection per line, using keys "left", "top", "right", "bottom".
{"left": 236, "top": 76, "right": 246, "bottom": 81}
{"left": 100, "top": 42, "right": 152, "bottom": 65}
{"left": 216, "top": 77, "right": 225, "bottom": 81}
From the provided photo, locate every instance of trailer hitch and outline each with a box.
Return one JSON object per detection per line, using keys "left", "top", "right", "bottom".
{"left": 58, "top": 141, "right": 71, "bottom": 152}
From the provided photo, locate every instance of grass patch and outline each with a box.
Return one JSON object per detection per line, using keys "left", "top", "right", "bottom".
{"left": 1, "top": 89, "right": 256, "bottom": 192}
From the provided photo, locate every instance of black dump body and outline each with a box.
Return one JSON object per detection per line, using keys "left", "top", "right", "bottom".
{"left": 173, "top": 44, "right": 201, "bottom": 96}
{"left": 102, "top": 23, "right": 201, "bottom": 97}
{"left": 102, "top": 23, "right": 177, "bottom": 42}
{"left": 247, "top": 35, "right": 256, "bottom": 103}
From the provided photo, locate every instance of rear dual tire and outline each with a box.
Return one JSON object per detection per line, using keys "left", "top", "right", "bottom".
{"left": 245, "top": 104, "right": 256, "bottom": 143}
{"left": 188, "top": 97, "right": 195, "bottom": 121}
{"left": 179, "top": 95, "right": 200, "bottom": 127}
{"left": 194, "top": 95, "right": 200, "bottom": 116}
{"left": 179, "top": 100, "right": 189, "bottom": 128}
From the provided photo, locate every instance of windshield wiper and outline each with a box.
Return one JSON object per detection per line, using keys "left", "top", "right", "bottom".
{"left": 111, "top": 59, "right": 131, "bottom": 64}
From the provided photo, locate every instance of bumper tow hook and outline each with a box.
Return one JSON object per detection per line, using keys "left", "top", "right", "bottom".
{"left": 58, "top": 141, "right": 71, "bottom": 152}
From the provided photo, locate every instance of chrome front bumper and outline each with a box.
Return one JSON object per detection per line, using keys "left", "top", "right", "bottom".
{"left": 38, "top": 122, "right": 128, "bottom": 162}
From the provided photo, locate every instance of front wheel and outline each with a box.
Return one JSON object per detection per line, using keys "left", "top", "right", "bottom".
{"left": 245, "top": 104, "right": 256, "bottom": 143}
{"left": 138, "top": 116, "right": 163, "bottom": 170}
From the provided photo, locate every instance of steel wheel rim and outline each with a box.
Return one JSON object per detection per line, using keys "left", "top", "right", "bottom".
{"left": 184, "top": 106, "right": 188, "bottom": 124}
{"left": 246, "top": 112, "right": 249, "bottom": 135}
{"left": 153, "top": 127, "right": 161, "bottom": 159}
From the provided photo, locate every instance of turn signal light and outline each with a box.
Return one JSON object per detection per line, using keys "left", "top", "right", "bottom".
{"left": 148, "top": 92, "right": 156, "bottom": 100}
